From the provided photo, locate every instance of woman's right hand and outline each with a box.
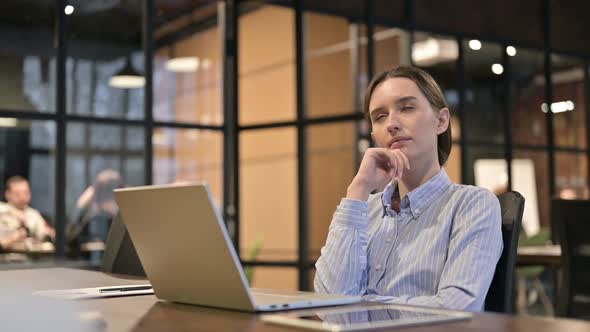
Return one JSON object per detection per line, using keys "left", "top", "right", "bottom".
{"left": 346, "top": 148, "right": 410, "bottom": 201}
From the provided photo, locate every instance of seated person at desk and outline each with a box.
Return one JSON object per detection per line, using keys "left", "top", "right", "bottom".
{"left": 0, "top": 176, "right": 54, "bottom": 252}
{"left": 314, "top": 66, "right": 503, "bottom": 312}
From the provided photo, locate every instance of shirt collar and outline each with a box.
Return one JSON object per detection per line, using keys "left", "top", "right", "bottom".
{"left": 380, "top": 168, "right": 452, "bottom": 218}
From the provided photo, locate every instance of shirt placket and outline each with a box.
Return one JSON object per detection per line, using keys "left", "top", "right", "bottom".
{"left": 371, "top": 213, "right": 400, "bottom": 292}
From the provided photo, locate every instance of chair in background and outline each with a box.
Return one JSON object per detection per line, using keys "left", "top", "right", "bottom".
{"left": 485, "top": 191, "right": 525, "bottom": 313}
{"left": 552, "top": 199, "right": 590, "bottom": 319}
{"left": 516, "top": 227, "right": 554, "bottom": 315}
{"left": 101, "top": 213, "right": 145, "bottom": 277}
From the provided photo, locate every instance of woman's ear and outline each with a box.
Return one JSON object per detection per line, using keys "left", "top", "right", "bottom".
{"left": 436, "top": 108, "right": 450, "bottom": 135}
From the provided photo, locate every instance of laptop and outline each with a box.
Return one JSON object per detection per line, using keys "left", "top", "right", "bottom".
{"left": 113, "top": 183, "right": 362, "bottom": 312}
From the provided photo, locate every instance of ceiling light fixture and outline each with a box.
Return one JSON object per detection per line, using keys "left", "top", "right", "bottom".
{"left": 541, "top": 101, "right": 575, "bottom": 113}
{"left": 491, "top": 63, "right": 504, "bottom": 75}
{"left": 506, "top": 46, "right": 517, "bottom": 56}
{"left": 165, "top": 57, "right": 200, "bottom": 72}
{"left": 468, "top": 39, "right": 482, "bottom": 50}
{"left": 110, "top": 58, "right": 145, "bottom": 89}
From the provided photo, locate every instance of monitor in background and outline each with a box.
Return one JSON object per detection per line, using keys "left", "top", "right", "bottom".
{"left": 101, "top": 213, "right": 146, "bottom": 277}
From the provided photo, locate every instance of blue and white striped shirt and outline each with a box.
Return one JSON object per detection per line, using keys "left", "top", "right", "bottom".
{"left": 314, "top": 168, "right": 503, "bottom": 312}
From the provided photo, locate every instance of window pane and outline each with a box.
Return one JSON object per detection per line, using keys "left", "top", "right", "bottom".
{"left": 66, "top": 1, "right": 144, "bottom": 119}
{"left": 306, "top": 11, "right": 355, "bottom": 118}
{"left": 240, "top": 128, "right": 297, "bottom": 261}
{"left": 248, "top": 267, "right": 297, "bottom": 291}
{"left": 555, "top": 152, "right": 588, "bottom": 200}
{"left": 152, "top": 128, "right": 223, "bottom": 206}
{"left": 66, "top": 123, "right": 144, "bottom": 244}
{"left": 154, "top": 2, "right": 222, "bottom": 125}
{"left": 463, "top": 40, "right": 505, "bottom": 144}
{"left": 0, "top": 119, "right": 55, "bottom": 223}
{"left": 308, "top": 269, "right": 316, "bottom": 291}
{"left": 0, "top": 119, "right": 55, "bottom": 266}
{"left": 551, "top": 55, "right": 586, "bottom": 149}
{"left": 0, "top": 3, "right": 55, "bottom": 112}
{"left": 308, "top": 122, "right": 356, "bottom": 261}
{"left": 466, "top": 145, "right": 506, "bottom": 187}
{"left": 413, "top": 32, "right": 460, "bottom": 141}
{"left": 239, "top": 3, "right": 296, "bottom": 125}
{"left": 513, "top": 149, "right": 549, "bottom": 229}
{"left": 446, "top": 144, "right": 462, "bottom": 184}
{"left": 374, "top": 26, "right": 409, "bottom": 75}
{"left": 511, "top": 48, "right": 546, "bottom": 147}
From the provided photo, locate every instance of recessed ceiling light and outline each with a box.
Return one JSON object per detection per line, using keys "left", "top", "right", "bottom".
{"left": 506, "top": 46, "right": 517, "bottom": 56}
{"left": 468, "top": 39, "right": 482, "bottom": 50}
{"left": 491, "top": 63, "right": 504, "bottom": 75}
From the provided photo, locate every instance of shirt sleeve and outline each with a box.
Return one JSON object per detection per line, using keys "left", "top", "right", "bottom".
{"left": 363, "top": 189, "right": 503, "bottom": 311}
{"left": 314, "top": 198, "right": 371, "bottom": 296}
{"left": 25, "top": 209, "right": 50, "bottom": 240}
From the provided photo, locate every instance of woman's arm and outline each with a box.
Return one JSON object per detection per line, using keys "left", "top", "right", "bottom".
{"left": 315, "top": 147, "right": 409, "bottom": 296}
{"left": 314, "top": 198, "right": 370, "bottom": 295}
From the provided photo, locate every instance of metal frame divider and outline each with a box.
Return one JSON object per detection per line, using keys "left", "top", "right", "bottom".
{"left": 143, "top": 0, "right": 155, "bottom": 186}
{"left": 55, "top": 0, "right": 67, "bottom": 256}
{"left": 542, "top": 0, "right": 555, "bottom": 197}
{"left": 222, "top": 0, "right": 240, "bottom": 252}
{"left": 295, "top": 0, "right": 310, "bottom": 291}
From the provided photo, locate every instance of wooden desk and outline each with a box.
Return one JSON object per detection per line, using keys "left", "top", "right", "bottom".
{"left": 517, "top": 245, "right": 562, "bottom": 266}
{"left": 1, "top": 268, "right": 589, "bottom": 332}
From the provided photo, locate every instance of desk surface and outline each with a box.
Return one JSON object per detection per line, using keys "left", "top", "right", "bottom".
{"left": 517, "top": 245, "right": 562, "bottom": 266}
{"left": 1, "top": 268, "right": 589, "bottom": 332}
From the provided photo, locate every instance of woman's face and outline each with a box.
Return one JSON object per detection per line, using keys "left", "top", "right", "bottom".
{"left": 368, "top": 77, "right": 448, "bottom": 165}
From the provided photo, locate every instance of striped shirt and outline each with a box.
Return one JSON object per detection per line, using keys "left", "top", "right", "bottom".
{"left": 314, "top": 168, "right": 503, "bottom": 312}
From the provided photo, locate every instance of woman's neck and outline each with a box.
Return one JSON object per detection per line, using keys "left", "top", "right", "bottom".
{"left": 397, "top": 156, "right": 441, "bottom": 199}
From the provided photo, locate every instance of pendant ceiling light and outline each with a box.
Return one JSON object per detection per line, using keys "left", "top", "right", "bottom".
{"left": 109, "top": 57, "right": 145, "bottom": 89}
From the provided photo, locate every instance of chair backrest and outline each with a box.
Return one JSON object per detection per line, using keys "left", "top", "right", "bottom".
{"left": 551, "top": 199, "right": 590, "bottom": 318}
{"left": 101, "top": 213, "right": 146, "bottom": 277}
{"left": 485, "top": 191, "right": 525, "bottom": 313}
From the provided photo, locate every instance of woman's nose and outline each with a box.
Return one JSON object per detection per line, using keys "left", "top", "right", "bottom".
{"left": 386, "top": 114, "right": 401, "bottom": 132}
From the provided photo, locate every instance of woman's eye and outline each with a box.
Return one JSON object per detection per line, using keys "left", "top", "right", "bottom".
{"left": 402, "top": 106, "right": 414, "bottom": 112}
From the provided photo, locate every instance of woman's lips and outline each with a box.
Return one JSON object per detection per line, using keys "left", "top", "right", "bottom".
{"left": 390, "top": 138, "right": 410, "bottom": 149}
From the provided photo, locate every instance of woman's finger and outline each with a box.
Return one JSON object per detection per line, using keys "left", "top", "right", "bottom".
{"left": 397, "top": 150, "right": 411, "bottom": 170}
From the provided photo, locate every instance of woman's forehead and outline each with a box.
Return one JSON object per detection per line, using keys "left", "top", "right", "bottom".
{"left": 370, "top": 78, "right": 426, "bottom": 106}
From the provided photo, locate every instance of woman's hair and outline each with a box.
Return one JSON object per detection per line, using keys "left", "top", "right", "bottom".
{"left": 363, "top": 65, "right": 452, "bottom": 166}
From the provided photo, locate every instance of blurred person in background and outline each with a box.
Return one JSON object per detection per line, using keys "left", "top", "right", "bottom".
{"left": 0, "top": 176, "right": 54, "bottom": 252}
{"left": 67, "top": 169, "right": 125, "bottom": 249}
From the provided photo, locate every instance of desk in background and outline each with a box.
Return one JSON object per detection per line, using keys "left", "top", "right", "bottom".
{"left": 1, "top": 268, "right": 589, "bottom": 332}
{"left": 517, "top": 245, "right": 561, "bottom": 267}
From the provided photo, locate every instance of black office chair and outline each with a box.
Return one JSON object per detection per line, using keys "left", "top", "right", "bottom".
{"left": 485, "top": 191, "right": 525, "bottom": 313}
{"left": 101, "top": 213, "right": 146, "bottom": 277}
{"left": 552, "top": 199, "right": 590, "bottom": 319}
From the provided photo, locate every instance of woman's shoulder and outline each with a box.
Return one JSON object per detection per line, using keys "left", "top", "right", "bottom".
{"left": 447, "top": 183, "right": 500, "bottom": 207}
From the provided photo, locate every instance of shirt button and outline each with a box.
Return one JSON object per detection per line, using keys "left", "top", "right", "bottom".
{"left": 376, "top": 264, "right": 382, "bottom": 270}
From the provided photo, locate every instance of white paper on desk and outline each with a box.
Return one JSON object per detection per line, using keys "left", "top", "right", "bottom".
{"left": 33, "top": 284, "right": 154, "bottom": 300}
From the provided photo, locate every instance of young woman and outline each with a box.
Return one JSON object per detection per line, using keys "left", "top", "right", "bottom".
{"left": 314, "top": 66, "right": 503, "bottom": 312}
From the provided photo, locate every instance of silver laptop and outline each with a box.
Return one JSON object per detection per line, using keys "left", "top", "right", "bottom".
{"left": 113, "top": 183, "right": 361, "bottom": 312}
